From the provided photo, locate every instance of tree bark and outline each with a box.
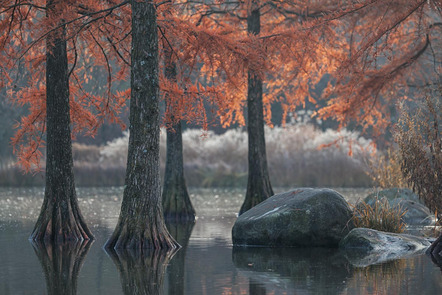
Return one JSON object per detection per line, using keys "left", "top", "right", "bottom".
{"left": 162, "top": 46, "right": 196, "bottom": 222}
{"left": 105, "top": 0, "right": 179, "bottom": 250}
{"left": 239, "top": 5, "right": 273, "bottom": 215}
{"left": 31, "top": 240, "right": 92, "bottom": 295}
{"left": 30, "top": 0, "right": 93, "bottom": 242}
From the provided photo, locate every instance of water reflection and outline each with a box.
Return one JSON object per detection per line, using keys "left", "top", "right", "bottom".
{"left": 165, "top": 222, "right": 194, "bottom": 295}
{"left": 344, "top": 256, "right": 442, "bottom": 294}
{"left": 249, "top": 278, "right": 266, "bottom": 295}
{"left": 106, "top": 247, "right": 177, "bottom": 295}
{"left": 1, "top": 188, "right": 442, "bottom": 294}
{"left": 232, "top": 247, "right": 354, "bottom": 294}
{"left": 429, "top": 253, "right": 442, "bottom": 270}
{"left": 343, "top": 247, "right": 428, "bottom": 267}
{"left": 31, "top": 239, "right": 93, "bottom": 295}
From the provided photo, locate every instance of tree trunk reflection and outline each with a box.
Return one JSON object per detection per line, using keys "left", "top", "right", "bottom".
{"left": 106, "top": 247, "right": 177, "bottom": 295}
{"left": 31, "top": 240, "right": 92, "bottom": 295}
{"left": 165, "top": 222, "right": 194, "bottom": 295}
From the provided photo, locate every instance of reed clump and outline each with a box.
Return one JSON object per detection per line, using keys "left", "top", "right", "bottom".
{"left": 352, "top": 197, "right": 407, "bottom": 233}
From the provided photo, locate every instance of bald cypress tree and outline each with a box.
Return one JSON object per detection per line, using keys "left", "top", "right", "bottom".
{"left": 105, "top": 0, "right": 179, "bottom": 250}
{"left": 239, "top": 2, "right": 273, "bottom": 215}
{"left": 30, "top": 0, "right": 93, "bottom": 242}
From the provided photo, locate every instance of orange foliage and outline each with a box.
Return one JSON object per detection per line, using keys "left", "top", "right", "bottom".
{"left": 317, "top": 0, "right": 442, "bottom": 134}
{"left": 5, "top": 0, "right": 436, "bottom": 172}
{"left": 167, "top": 0, "right": 345, "bottom": 128}
{"left": 1, "top": 0, "right": 273, "bottom": 171}
{"left": 1, "top": 0, "right": 132, "bottom": 171}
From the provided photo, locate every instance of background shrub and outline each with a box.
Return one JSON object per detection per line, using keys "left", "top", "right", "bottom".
{"left": 395, "top": 89, "right": 441, "bottom": 217}
{"left": 0, "top": 122, "right": 375, "bottom": 187}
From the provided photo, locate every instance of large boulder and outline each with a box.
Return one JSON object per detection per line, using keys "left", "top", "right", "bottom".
{"left": 232, "top": 188, "right": 353, "bottom": 247}
{"left": 339, "top": 228, "right": 432, "bottom": 267}
{"left": 361, "top": 188, "right": 435, "bottom": 226}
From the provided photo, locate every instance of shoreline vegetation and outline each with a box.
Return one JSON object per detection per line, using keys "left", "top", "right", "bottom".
{"left": 0, "top": 123, "right": 374, "bottom": 188}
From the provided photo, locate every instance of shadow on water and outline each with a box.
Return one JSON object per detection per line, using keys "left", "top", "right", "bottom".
{"left": 105, "top": 246, "right": 177, "bottom": 295}
{"left": 232, "top": 247, "right": 354, "bottom": 295}
{"left": 31, "top": 239, "right": 93, "bottom": 295}
{"left": 165, "top": 222, "right": 195, "bottom": 295}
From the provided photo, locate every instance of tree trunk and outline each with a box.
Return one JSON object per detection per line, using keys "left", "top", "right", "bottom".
{"left": 239, "top": 5, "right": 273, "bottom": 215}
{"left": 105, "top": 0, "right": 179, "bottom": 250}
{"left": 30, "top": 0, "right": 93, "bottom": 242}
{"left": 162, "top": 47, "right": 196, "bottom": 222}
{"left": 162, "top": 122, "right": 196, "bottom": 222}
{"left": 31, "top": 240, "right": 92, "bottom": 295}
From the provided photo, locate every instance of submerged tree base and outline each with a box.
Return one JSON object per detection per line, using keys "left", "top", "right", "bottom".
{"left": 30, "top": 192, "right": 94, "bottom": 243}
{"left": 162, "top": 181, "right": 196, "bottom": 223}
{"left": 105, "top": 210, "right": 180, "bottom": 250}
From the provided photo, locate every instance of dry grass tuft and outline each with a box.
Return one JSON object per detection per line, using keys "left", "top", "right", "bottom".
{"left": 352, "top": 197, "right": 407, "bottom": 233}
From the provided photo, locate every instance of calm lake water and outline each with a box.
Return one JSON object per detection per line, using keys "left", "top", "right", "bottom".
{"left": 0, "top": 187, "right": 441, "bottom": 295}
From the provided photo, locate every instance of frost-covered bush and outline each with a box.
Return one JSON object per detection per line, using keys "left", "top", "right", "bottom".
{"left": 181, "top": 129, "right": 248, "bottom": 186}
{"left": 0, "top": 122, "right": 375, "bottom": 187}
{"left": 95, "top": 123, "right": 373, "bottom": 187}
{"left": 99, "top": 131, "right": 129, "bottom": 168}
{"left": 265, "top": 124, "right": 373, "bottom": 187}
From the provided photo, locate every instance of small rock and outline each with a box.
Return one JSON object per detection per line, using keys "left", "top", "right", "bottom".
{"left": 340, "top": 228, "right": 432, "bottom": 267}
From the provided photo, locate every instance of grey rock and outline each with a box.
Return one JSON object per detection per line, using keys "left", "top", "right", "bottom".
{"left": 361, "top": 188, "right": 435, "bottom": 225}
{"left": 391, "top": 199, "right": 435, "bottom": 225}
{"left": 232, "top": 188, "right": 353, "bottom": 247}
{"left": 340, "top": 228, "right": 432, "bottom": 267}
{"left": 365, "top": 188, "right": 422, "bottom": 205}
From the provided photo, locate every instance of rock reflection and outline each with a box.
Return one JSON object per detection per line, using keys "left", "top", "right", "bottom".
{"left": 343, "top": 247, "right": 428, "bottom": 268}
{"left": 232, "top": 247, "right": 354, "bottom": 294}
{"left": 106, "top": 247, "right": 177, "bottom": 295}
{"left": 165, "top": 222, "right": 194, "bottom": 295}
{"left": 31, "top": 239, "right": 93, "bottom": 295}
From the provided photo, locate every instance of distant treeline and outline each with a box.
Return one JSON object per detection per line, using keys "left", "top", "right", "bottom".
{"left": 0, "top": 122, "right": 373, "bottom": 188}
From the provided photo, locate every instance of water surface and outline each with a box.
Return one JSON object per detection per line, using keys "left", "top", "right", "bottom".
{"left": 0, "top": 187, "right": 441, "bottom": 294}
